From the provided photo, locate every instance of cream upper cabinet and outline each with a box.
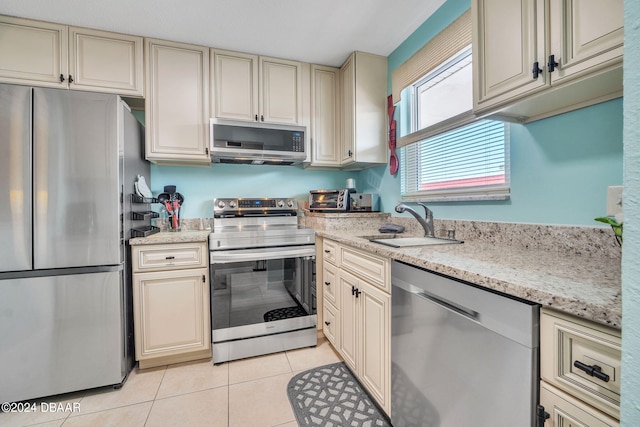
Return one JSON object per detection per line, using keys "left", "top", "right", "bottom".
{"left": 309, "top": 64, "right": 341, "bottom": 166}
{"left": 68, "top": 27, "right": 143, "bottom": 96}
{"left": 211, "top": 50, "right": 303, "bottom": 125}
{"left": 260, "top": 56, "right": 302, "bottom": 125}
{"left": 472, "top": 0, "right": 547, "bottom": 109}
{"left": 548, "top": 0, "right": 624, "bottom": 84}
{"left": 131, "top": 242, "right": 211, "bottom": 369}
{"left": 146, "top": 39, "right": 211, "bottom": 165}
{"left": 340, "top": 52, "right": 387, "bottom": 169}
{"left": 0, "top": 16, "right": 143, "bottom": 96}
{"left": 211, "top": 50, "right": 259, "bottom": 122}
{"left": 473, "top": 0, "right": 623, "bottom": 121}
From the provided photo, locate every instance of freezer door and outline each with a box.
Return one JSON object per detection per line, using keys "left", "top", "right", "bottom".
{"left": 33, "top": 88, "right": 121, "bottom": 269}
{"left": 0, "top": 84, "right": 32, "bottom": 272}
{"left": 0, "top": 270, "right": 125, "bottom": 403}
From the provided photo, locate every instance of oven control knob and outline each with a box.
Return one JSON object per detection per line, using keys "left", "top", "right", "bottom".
{"left": 229, "top": 200, "right": 237, "bottom": 208}
{"left": 217, "top": 200, "right": 226, "bottom": 208}
{"left": 277, "top": 200, "right": 285, "bottom": 208}
{"left": 287, "top": 200, "right": 295, "bottom": 208}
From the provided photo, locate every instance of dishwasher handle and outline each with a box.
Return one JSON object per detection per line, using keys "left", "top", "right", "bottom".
{"left": 394, "top": 277, "right": 480, "bottom": 323}
{"left": 417, "top": 290, "right": 480, "bottom": 322}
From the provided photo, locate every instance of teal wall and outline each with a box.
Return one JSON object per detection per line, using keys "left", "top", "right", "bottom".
{"left": 149, "top": 163, "right": 354, "bottom": 218}
{"left": 622, "top": 0, "right": 640, "bottom": 423}
{"left": 358, "top": 0, "right": 624, "bottom": 226}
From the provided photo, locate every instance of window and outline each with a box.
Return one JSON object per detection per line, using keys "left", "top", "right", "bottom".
{"left": 399, "top": 48, "right": 509, "bottom": 202}
{"left": 400, "top": 120, "right": 510, "bottom": 201}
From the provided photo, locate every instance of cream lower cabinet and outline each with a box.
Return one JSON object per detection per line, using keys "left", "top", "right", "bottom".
{"left": 0, "top": 15, "right": 143, "bottom": 96}
{"left": 131, "top": 242, "right": 211, "bottom": 369}
{"left": 146, "top": 39, "right": 210, "bottom": 165}
{"left": 473, "top": 0, "right": 623, "bottom": 121}
{"left": 539, "top": 308, "right": 621, "bottom": 426}
{"left": 319, "top": 237, "right": 391, "bottom": 415}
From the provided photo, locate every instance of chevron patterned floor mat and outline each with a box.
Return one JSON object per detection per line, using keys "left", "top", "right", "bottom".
{"left": 287, "top": 362, "right": 391, "bottom": 427}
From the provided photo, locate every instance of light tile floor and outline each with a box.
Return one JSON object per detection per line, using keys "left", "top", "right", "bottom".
{"left": 1, "top": 338, "right": 341, "bottom": 427}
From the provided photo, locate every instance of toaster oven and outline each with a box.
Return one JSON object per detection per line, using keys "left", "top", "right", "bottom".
{"left": 308, "top": 189, "right": 352, "bottom": 212}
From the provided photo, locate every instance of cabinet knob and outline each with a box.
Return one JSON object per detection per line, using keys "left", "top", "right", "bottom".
{"left": 324, "top": 281, "right": 331, "bottom": 286}
{"left": 165, "top": 256, "right": 175, "bottom": 260}
{"left": 260, "top": 115, "right": 264, "bottom": 122}
{"left": 324, "top": 249, "right": 330, "bottom": 253}
{"left": 255, "top": 114, "right": 258, "bottom": 121}
{"left": 69, "top": 75, "right": 74, "bottom": 84}
{"left": 532, "top": 62, "right": 543, "bottom": 79}
{"left": 59, "top": 74, "right": 65, "bottom": 83}
{"left": 324, "top": 321, "right": 331, "bottom": 326}
{"left": 547, "top": 55, "right": 559, "bottom": 73}
{"left": 348, "top": 150, "right": 353, "bottom": 157}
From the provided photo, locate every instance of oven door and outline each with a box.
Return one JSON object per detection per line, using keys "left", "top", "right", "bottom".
{"left": 209, "top": 245, "right": 316, "bottom": 358}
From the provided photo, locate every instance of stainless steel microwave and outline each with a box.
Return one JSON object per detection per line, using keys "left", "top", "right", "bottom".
{"left": 210, "top": 118, "right": 306, "bottom": 165}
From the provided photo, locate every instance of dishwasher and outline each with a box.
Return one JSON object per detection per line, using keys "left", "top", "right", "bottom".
{"left": 391, "top": 260, "right": 540, "bottom": 427}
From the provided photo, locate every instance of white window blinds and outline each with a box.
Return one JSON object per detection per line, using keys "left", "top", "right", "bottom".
{"left": 400, "top": 120, "right": 510, "bottom": 202}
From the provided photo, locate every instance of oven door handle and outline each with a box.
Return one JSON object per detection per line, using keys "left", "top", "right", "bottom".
{"left": 210, "top": 245, "right": 316, "bottom": 263}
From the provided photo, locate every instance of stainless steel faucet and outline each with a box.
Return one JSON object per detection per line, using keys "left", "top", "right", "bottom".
{"left": 395, "top": 203, "right": 435, "bottom": 237}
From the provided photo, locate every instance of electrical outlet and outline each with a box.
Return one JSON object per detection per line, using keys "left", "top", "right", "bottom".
{"left": 606, "top": 186, "right": 623, "bottom": 217}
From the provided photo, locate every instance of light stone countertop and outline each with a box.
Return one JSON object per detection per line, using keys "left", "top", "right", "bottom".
{"left": 316, "top": 229, "right": 622, "bottom": 329}
{"left": 129, "top": 230, "right": 210, "bottom": 246}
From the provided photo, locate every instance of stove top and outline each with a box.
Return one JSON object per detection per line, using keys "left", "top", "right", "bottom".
{"left": 210, "top": 197, "right": 314, "bottom": 250}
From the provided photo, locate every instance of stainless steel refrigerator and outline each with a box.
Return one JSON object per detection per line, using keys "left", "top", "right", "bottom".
{"left": 0, "top": 83, "right": 149, "bottom": 403}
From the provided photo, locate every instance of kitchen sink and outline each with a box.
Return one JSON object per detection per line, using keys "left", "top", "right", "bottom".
{"left": 362, "top": 234, "right": 463, "bottom": 248}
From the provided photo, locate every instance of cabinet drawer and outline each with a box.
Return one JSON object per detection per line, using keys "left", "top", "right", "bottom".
{"left": 322, "top": 262, "right": 338, "bottom": 306}
{"left": 323, "top": 239, "right": 338, "bottom": 265}
{"left": 540, "top": 381, "right": 619, "bottom": 427}
{"left": 541, "top": 309, "right": 621, "bottom": 419}
{"left": 132, "top": 242, "right": 207, "bottom": 272}
{"left": 339, "top": 245, "right": 389, "bottom": 292}
{"left": 322, "top": 300, "right": 339, "bottom": 347}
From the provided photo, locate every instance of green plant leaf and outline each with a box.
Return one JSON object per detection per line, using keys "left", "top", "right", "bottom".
{"left": 595, "top": 216, "right": 622, "bottom": 227}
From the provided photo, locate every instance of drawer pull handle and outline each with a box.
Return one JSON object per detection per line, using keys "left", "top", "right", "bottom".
{"left": 324, "top": 281, "right": 331, "bottom": 286}
{"left": 165, "top": 256, "right": 175, "bottom": 260}
{"left": 573, "top": 360, "right": 610, "bottom": 382}
{"left": 324, "top": 321, "right": 331, "bottom": 326}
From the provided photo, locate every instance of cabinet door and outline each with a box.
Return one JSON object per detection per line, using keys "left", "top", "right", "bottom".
{"left": 0, "top": 16, "right": 68, "bottom": 87}
{"left": 549, "top": 0, "right": 623, "bottom": 85}
{"left": 212, "top": 50, "right": 259, "bottom": 122}
{"left": 146, "top": 39, "right": 210, "bottom": 164}
{"left": 359, "top": 282, "right": 391, "bottom": 414}
{"left": 322, "top": 300, "right": 339, "bottom": 347}
{"left": 338, "top": 271, "right": 358, "bottom": 371}
{"left": 322, "top": 262, "right": 339, "bottom": 306}
{"left": 310, "top": 65, "right": 340, "bottom": 166}
{"left": 540, "top": 382, "right": 619, "bottom": 427}
{"left": 340, "top": 54, "right": 355, "bottom": 164}
{"left": 69, "top": 27, "right": 143, "bottom": 96}
{"left": 472, "top": 0, "right": 547, "bottom": 111}
{"left": 133, "top": 267, "right": 210, "bottom": 360}
{"left": 259, "top": 56, "right": 302, "bottom": 124}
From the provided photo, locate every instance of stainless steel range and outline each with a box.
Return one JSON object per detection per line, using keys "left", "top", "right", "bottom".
{"left": 209, "top": 198, "right": 317, "bottom": 363}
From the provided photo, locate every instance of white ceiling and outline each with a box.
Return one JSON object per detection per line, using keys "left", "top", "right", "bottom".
{"left": 0, "top": 0, "right": 444, "bottom": 67}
